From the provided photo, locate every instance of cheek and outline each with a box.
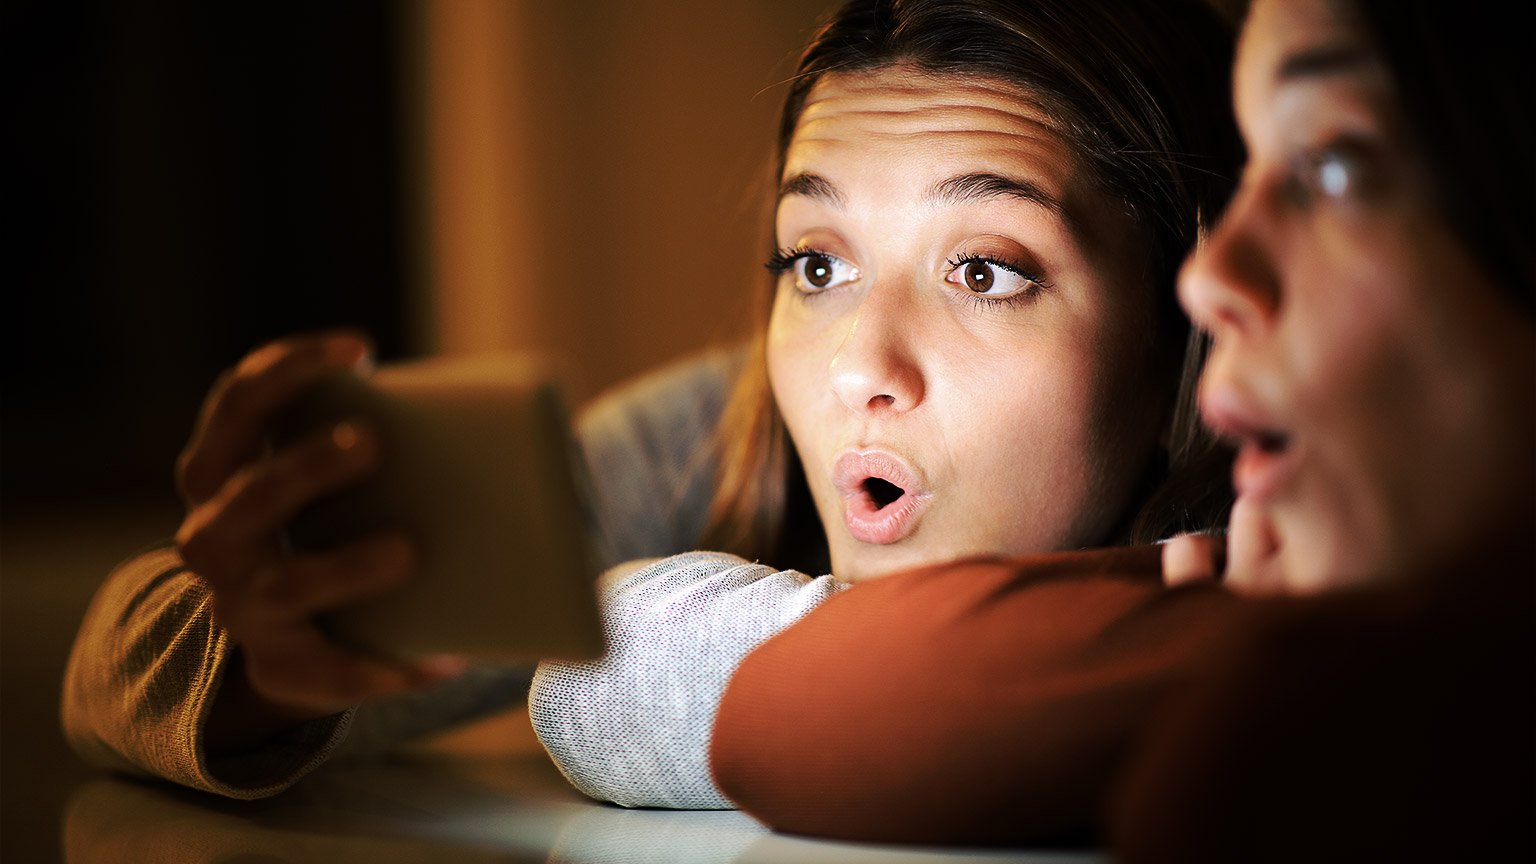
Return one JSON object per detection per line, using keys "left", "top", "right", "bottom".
{"left": 1264, "top": 222, "right": 1499, "bottom": 583}
{"left": 945, "top": 332, "right": 1147, "bottom": 548}
{"left": 1029, "top": 310, "right": 1165, "bottom": 537}
{"left": 766, "top": 291, "right": 831, "bottom": 451}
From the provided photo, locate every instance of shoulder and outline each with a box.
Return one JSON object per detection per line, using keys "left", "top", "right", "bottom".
{"left": 575, "top": 347, "right": 743, "bottom": 446}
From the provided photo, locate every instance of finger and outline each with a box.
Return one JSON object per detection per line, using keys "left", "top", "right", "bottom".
{"left": 176, "top": 421, "right": 381, "bottom": 585}
{"left": 245, "top": 532, "right": 417, "bottom": 620}
{"left": 1161, "top": 533, "right": 1220, "bottom": 587}
{"left": 178, "top": 331, "right": 373, "bottom": 506}
{"left": 1225, "top": 495, "right": 1283, "bottom": 594}
{"left": 241, "top": 623, "right": 435, "bottom": 714}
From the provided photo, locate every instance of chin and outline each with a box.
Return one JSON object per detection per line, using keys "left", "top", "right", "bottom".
{"left": 832, "top": 544, "right": 923, "bottom": 583}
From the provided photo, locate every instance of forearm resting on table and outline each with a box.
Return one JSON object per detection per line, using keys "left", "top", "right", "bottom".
{"left": 710, "top": 546, "right": 1238, "bottom": 844}
{"left": 531, "top": 552, "right": 846, "bottom": 809}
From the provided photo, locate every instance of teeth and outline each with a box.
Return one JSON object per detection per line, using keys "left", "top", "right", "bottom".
{"left": 863, "top": 477, "right": 905, "bottom": 510}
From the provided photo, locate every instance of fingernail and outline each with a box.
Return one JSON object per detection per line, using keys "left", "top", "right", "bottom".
{"left": 331, "top": 421, "right": 361, "bottom": 451}
{"left": 325, "top": 334, "right": 375, "bottom": 375}
{"left": 352, "top": 348, "right": 375, "bottom": 377}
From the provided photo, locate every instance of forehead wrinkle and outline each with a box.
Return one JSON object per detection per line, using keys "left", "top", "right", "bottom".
{"left": 790, "top": 129, "right": 1061, "bottom": 154}
{"left": 783, "top": 69, "right": 1108, "bottom": 251}
{"left": 795, "top": 98, "right": 1060, "bottom": 139}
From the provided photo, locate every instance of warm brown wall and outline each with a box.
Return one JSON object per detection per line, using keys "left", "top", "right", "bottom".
{"left": 410, "top": 0, "right": 833, "bottom": 401}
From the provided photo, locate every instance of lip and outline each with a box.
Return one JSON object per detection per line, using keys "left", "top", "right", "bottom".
{"left": 832, "top": 450, "right": 932, "bottom": 545}
{"left": 1199, "top": 386, "right": 1296, "bottom": 502}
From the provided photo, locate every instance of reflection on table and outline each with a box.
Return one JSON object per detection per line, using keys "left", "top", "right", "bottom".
{"left": 63, "top": 748, "right": 1106, "bottom": 864}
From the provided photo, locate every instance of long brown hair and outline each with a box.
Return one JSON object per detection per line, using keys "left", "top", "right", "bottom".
{"left": 701, "top": 0, "right": 1242, "bottom": 570}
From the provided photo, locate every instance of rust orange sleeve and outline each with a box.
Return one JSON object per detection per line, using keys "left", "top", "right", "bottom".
{"left": 709, "top": 545, "right": 1236, "bottom": 844}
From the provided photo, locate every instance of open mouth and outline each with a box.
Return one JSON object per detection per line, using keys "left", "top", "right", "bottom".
{"left": 1224, "top": 425, "right": 1295, "bottom": 499}
{"left": 833, "top": 450, "right": 929, "bottom": 545}
{"left": 863, "top": 476, "right": 905, "bottom": 510}
{"left": 1253, "top": 428, "right": 1288, "bottom": 452}
{"left": 1199, "top": 388, "right": 1296, "bottom": 500}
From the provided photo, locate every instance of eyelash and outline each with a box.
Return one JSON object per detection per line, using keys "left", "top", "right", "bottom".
{"left": 945, "top": 252, "right": 1052, "bottom": 308}
{"left": 764, "top": 244, "right": 819, "bottom": 275}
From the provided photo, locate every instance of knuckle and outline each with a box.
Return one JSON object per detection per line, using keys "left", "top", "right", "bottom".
{"left": 286, "top": 436, "right": 342, "bottom": 480}
{"left": 251, "top": 565, "right": 311, "bottom": 613}
{"left": 200, "top": 368, "right": 238, "bottom": 413}
{"left": 327, "top": 546, "right": 375, "bottom": 586}
{"left": 287, "top": 428, "right": 375, "bottom": 490}
{"left": 223, "top": 461, "right": 291, "bottom": 523}
{"left": 175, "top": 516, "right": 218, "bottom": 573}
{"left": 175, "top": 448, "right": 208, "bottom": 502}
{"left": 234, "top": 340, "right": 294, "bottom": 379}
{"left": 215, "top": 374, "right": 265, "bottom": 427}
{"left": 210, "top": 594, "right": 249, "bottom": 636}
{"left": 247, "top": 565, "right": 287, "bottom": 606}
{"left": 250, "top": 337, "right": 332, "bottom": 389}
{"left": 335, "top": 535, "right": 412, "bottom": 587}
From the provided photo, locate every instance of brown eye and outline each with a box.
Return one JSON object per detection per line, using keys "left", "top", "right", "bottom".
{"left": 767, "top": 244, "right": 859, "bottom": 294}
{"left": 804, "top": 254, "right": 835, "bottom": 288}
{"left": 945, "top": 254, "right": 1049, "bottom": 304}
{"left": 779, "top": 250, "right": 857, "bottom": 293}
{"left": 961, "top": 260, "right": 994, "bottom": 293}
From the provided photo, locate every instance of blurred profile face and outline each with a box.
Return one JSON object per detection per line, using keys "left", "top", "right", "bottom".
{"left": 765, "top": 66, "right": 1169, "bottom": 582}
{"left": 1179, "top": 0, "right": 1536, "bottom": 593}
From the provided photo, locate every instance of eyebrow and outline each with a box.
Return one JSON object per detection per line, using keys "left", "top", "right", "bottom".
{"left": 924, "top": 172, "right": 1067, "bottom": 219}
{"left": 778, "top": 173, "right": 846, "bottom": 207}
{"left": 779, "top": 170, "right": 1068, "bottom": 221}
{"left": 1277, "top": 43, "right": 1374, "bottom": 82}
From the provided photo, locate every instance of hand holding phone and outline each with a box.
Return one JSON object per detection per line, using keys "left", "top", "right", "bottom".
{"left": 175, "top": 333, "right": 453, "bottom": 728}
{"left": 269, "top": 352, "right": 605, "bottom": 664}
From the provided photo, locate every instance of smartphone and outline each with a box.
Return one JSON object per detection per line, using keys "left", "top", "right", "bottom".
{"left": 268, "top": 353, "right": 604, "bottom": 663}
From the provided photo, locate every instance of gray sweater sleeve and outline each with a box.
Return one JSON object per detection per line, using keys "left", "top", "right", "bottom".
{"left": 529, "top": 553, "right": 849, "bottom": 809}
{"left": 576, "top": 348, "right": 739, "bottom": 568}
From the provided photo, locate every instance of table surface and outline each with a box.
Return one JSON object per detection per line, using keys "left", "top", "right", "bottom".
{"left": 60, "top": 708, "right": 1107, "bottom": 864}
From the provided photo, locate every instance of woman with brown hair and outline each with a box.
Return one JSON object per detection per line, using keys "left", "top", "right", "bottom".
{"left": 536, "top": 0, "right": 1240, "bottom": 808}
{"left": 63, "top": 0, "right": 1243, "bottom": 812}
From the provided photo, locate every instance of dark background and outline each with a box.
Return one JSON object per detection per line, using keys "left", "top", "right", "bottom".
{"left": 5, "top": 0, "right": 413, "bottom": 514}
{"left": 4, "top": 3, "right": 414, "bottom": 860}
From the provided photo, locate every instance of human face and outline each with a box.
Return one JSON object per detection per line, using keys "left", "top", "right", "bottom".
{"left": 1180, "top": 0, "right": 1536, "bottom": 593}
{"left": 766, "top": 67, "right": 1168, "bottom": 583}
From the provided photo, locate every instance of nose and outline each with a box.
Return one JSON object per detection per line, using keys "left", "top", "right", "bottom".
{"left": 829, "top": 280, "right": 925, "bottom": 415}
{"left": 1178, "top": 185, "right": 1281, "bottom": 340}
